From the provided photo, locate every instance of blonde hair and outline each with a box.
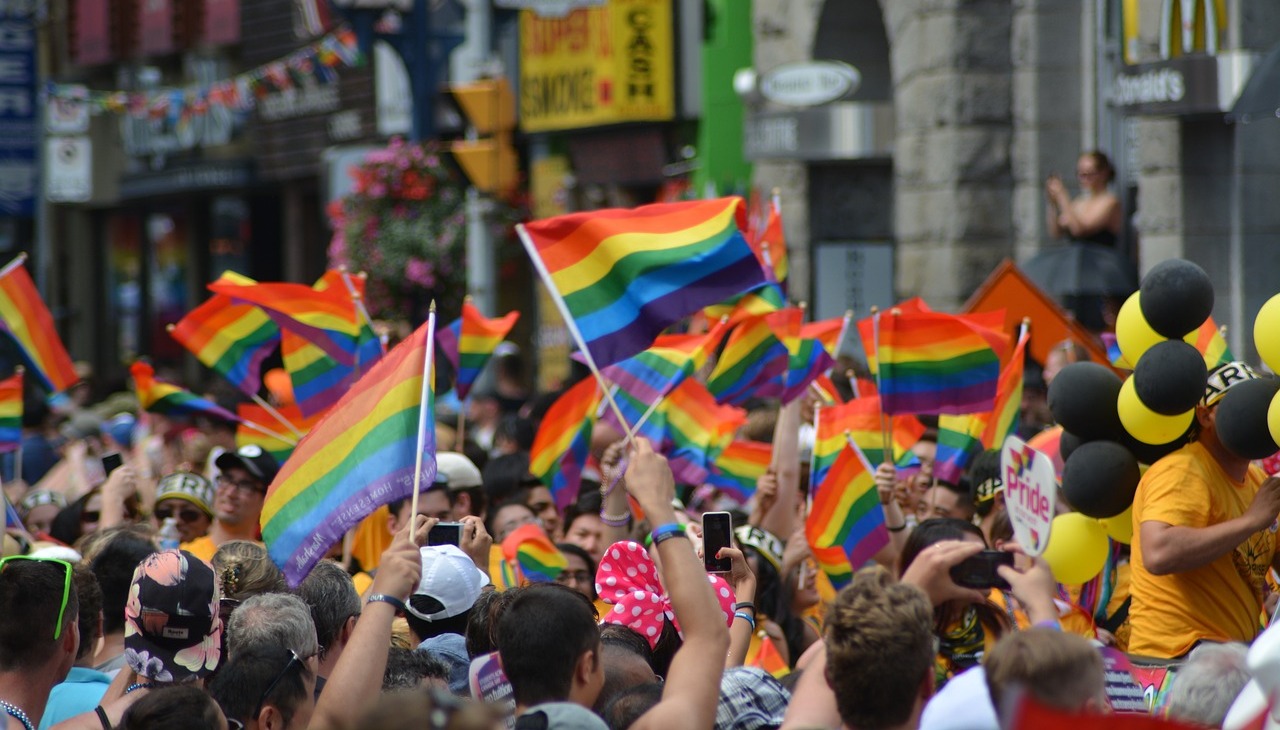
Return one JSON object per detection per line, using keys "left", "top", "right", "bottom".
{"left": 212, "top": 540, "right": 286, "bottom": 602}
{"left": 984, "top": 627, "right": 1105, "bottom": 719}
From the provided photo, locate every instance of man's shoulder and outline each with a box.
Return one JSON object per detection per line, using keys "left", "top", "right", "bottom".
{"left": 516, "top": 703, "right": 608, "bottom": 730}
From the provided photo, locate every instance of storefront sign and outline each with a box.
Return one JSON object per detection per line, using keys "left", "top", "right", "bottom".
{"left": 118, "top": 160, "right": 254, "bottom": 199}
{"left": 744, "top": 102, "right": 893, "bottom": 161}
{"left": 120, "top": 105, "right": 240, "bottom": 157}
{"left": 0, "top": 14, "right": 35, "bottom": 216}
{"left": 45, "top": 137, "right": 91, "bottom": 203}
{"left": 1111, "top": 55, "right": 1219, "bottom": 115}
{"left": 518, "top": 0, "right": 674, "bottom": 133}
{"left": 760, "top": 62, "right": 860, "bottom": 107}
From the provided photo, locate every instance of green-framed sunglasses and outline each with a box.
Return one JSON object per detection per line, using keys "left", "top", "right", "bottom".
{"left": 0, "top": 555, "right": 73, "bottom": 640}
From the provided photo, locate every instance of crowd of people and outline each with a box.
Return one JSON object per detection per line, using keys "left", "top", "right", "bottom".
{"left": 2, "top": 340, "right": 1279, "bottom": 730}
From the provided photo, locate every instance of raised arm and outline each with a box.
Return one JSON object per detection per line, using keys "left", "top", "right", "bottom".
{"left": 762, "top": 400, "right": 801, "bottom": 541}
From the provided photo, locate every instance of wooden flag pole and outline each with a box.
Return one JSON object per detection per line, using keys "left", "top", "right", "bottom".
{"left": 871, "top": 307, "right": 894, "bottom": 461}
{"left": 0, "top": 252, "right": 27, "bottom": 279}
{"left": 239, "top": 419, "right": 298, "bottom": 447}
{"left": 249, "top": 393, "right": 304, "bottom": 439}
{"left": 455, "top": 407, "right": 466, "bottom": 452}
{"left": 845, "top": 369, "right": 861, "bottom": 400}
{"left": 409, "top": 303, "right": 438, "bottom": 542}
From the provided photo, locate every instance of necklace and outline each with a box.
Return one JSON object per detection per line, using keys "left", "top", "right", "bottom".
{"left": 0, "top": 699, "right": 33, "bottom": 730}
{"left": 125, "top": 682, "right": 157, "bottom": 694}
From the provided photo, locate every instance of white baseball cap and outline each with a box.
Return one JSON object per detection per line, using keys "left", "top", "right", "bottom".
{"left": 407, "top": 544, "right": 487, "bottom": 621}
{"left": 436, "top": 452, "right": 483, "bottom": 490}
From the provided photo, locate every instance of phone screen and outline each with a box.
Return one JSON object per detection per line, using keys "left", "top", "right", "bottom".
{"left": 427, "top": 522, "right": 463, "bottom": 547}
{"left": 101, "top": 453, "right": 124, "bottom": 477}
{"left": 702, "top": 512, "right": 733, "bottom": 573}
{"left": 948, "top": 550, "right": 1013, "bottom": 590}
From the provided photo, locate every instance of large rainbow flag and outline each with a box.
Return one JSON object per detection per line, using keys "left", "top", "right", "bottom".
{"left": 708, "top": 440, "right": 772, "bottom": 504}
{"left": 706, "top": 310, "right": 796, "bottom": 405}
{"left": 436, "top": 299, "right": 520, "bottom": 400}
{"left": 261, "top": 316, "right": 437, "bottom": 587}
{"left": 0, "top": 258, "right": 78, "bottom": 393}
{"left": 209, "top": 273, "right": 363, "bottom": 366}
{"left": 530, "top": 377, "right": 602, "bottom": 510}
{"left": 130, "top": 362, "right": 240, "bottom": 423}
{"left": 518, "top": 197, "right": 769, "bottom": 368}
{"left": 876, "top": 309, "right": 1004, "bottom": 415}
{"left": 806, "top": 439, "right": 888, "bottom": 588}
{"left": 169, "top": 294, "right": 279, "bottom": 397}
{"left": 0, "top": 371, "right": 21, "bottom": 453}
{"left": 812, "top": 397, "right": 925, "bottom": 485}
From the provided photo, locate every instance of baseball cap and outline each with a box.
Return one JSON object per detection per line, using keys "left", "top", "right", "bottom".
{"left": 124, "top": 549, "right": 222, "bottom": 681}
{"left": 215, "top": 444, "right": 280, "bottom": 487}
{"left": 735, "top": 526, "right": 784, "bottom": 573}
{"left": 437, "top": 452, "right": 483, "bottom": 490}
{"left": 154, "top": 472, "right": 215, "bottom": 517}
{"left": 1202, "top": 361, "right": 1262, "bottom": 408}
{"left": 407, "top": 544, "right": 487, "bottom": 621}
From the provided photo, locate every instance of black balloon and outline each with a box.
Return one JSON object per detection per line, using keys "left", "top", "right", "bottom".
{"left": 1216, "top": 378, "right": 1280, "bottom": 460}
{"left": 1121, "top": 432, "right": 1186, "bottom": 465}
{"left": 1060, "top": 430, "right": 1086, "bottom": 461}
{"left": 1062, "top": 441, "right": 1141, "bottom": 519}
{"left": 1048, "top": 362, "right": 1125, "bottom": 441}
{"left": 1133, "top": 340, "right": 1208, "bottom": 415}
{"left": 1139, "top": 259, "right": 1214, "bottom": 339}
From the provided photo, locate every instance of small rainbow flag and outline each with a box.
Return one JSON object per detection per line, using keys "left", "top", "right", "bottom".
{"left": 813, "top": 397, "right": 925, "bottom": 483}
{"left": 0, "top": 371, "right": 21, "bottom": 453}
{"left": 0, "top": 258, "right": 78, "bottom": 393}
{"left": 749, "top": 193, "right": 789, "bottom": 290}
{"left": 501, "top": 523, "right": 566, "bottom": 584}
{"left": 1101, "top": 332, "right": 1130, "bottom": 369}
{"left": 313, "top": 269, "right": 384, "bottom": 369}
{"left": 781, "top": 336, "right": 837, "bottom": 404}
{"left": 261, "top": 315, "right": 437, "bottom": 587}
{"left": 708, "top": 440, "right": 772, "bottom": 503}
{"left": 806, "top": 439, "right": 888, "bottom": 586}
{"left": 209, "top": 272, "right": 363, "bottom": 366}
{"left": 982, "top": 329, "right": 1028, "bottom": 449}
{"left": 856, "top": 297, "right": 932, "bottom": 376}
{"left": 749, "top": 633, "right": 791, "bottom": 679}
{"left": 706, "top": 310, "right": 796, "bottom": 405}
{"left": 810, "top": 544, "right": 854, "bottom": 590}
{"left": 1188, "top": 317, "right": 1232, "bottom": 368}
{"left": 530, "top": 377, "right": 601, "bottom": 510}
{"left": 658, "top": 379, "right": 746, "bottom": 486}
{"left": 935, "top": 413, "right": 988, "bottom": 486}
{"left": 703, "top": 284, "right": 785, "bottom": 325}
{"left": 877, "top": 309, "right": 1004, "bottom": 416}
{"left": 236, "top": 402, "right": 321, "bottom": 464}
{"left": 436, "top": 299, "right": 520, "bottom": 400}
{"left": 130, "top": 361, "right": 240, "bottom": 423}
{"left": 169, "top": 294, "right": 279, "bottom": 397}
{"left": 518, "top": 197, "right": 769, "bottom": 368}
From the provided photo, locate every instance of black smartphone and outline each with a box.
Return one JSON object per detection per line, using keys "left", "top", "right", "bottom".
{"left": 101, "top": 452, "right": 124, "bottom": 477}
{"left": 427, "top": 522, "right": 463, "bottom": 547}
{"left": 702, "top": 512, "right": 733, "bottom": 573}
{"left": 949, "top": 550, "right": 1014, "bottom": 590}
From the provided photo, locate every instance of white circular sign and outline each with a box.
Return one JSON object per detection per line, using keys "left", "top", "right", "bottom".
{"left": 760, "top": 61, "right": 861, "bottom": 107}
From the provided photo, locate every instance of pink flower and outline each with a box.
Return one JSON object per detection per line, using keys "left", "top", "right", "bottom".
{"left": 406, "top": 258, "right": 435, "bottom": 288}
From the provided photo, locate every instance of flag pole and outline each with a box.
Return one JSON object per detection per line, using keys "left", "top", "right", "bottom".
{"left": 516, "top": 224, "right": 635, "bottom": 441}
{"left": 455, "top": 406, "right": 466, "bottom": 452}
{"left": 409, "top": 302, "right": 438, "bottom": 542}
{"left": 832, "top": 309, "right": 853, "bottom": 362}
{"left": 249, "top": 393, "right": 304, "bottom": 439}
{"left": 845, "top": 369, "right": 861, "bottom": 400}
{"left": 0, "top": 252, "right": 27, "bottom": 279}
{"left": 872, "top": 307, "right": 894, "bottom": 462}
{"left": 340, "top": 269, "right": 386, "bottom": 356}
{"left": 239, "top": 419, "right": 298, "bottom": 447}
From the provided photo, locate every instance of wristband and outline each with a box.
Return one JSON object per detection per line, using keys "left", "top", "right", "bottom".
{"left": 599, "top": 509, "right": 631, "bottom": 527}
{"left": 366, "top": 593, "right": 407, "bottom": 613}
{"left": 733, "top": 611, "right": 756, "bottom": 631}
{"left": 733, "top": 601, "right": 755, "bottom": 614}
{"left": 650, "top": 523, "right": 688, "bottom": 547}
{"left": 886, "top": 523, "right": 907, "bottom": 532}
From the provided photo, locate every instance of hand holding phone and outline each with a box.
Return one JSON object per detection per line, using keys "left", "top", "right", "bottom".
{"left": 427, "top": 522, "right": 463, "bottom": 547}
{"left": 101, "top": 452, "right": 124, "bottom": 477}
{"left": 702, "top": 512, "right": 733, "bottom": 573}
{"left": 948, "top": 550, "right": 1014, "bottom": 591}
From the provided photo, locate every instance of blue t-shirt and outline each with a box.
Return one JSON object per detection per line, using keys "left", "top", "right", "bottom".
{"left": 39, "top": 666, "right": 112, "bottom": 730}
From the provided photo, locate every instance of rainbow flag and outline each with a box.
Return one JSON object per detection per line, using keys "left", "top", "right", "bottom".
{"left": 806, "top": 439, "right": 888, "bottom": 585}
{"left": 982, "top": 329, "right": 1028, "bottom": 449}
{"left": 782, "top": 336, "right": 837, "bottom": 404}
{"left": 856, "top": 297, "right": 932, "bottom": 376}
{"left": 706, "top": 310, "right": 795, "bottom": 404}
{"left": 530, "top": 377, "right": 601, "bottom": 510}
{"left": 811, "top": 544, "right": 854, "bottom": 591}
{"left": 261, "top": 316, "right": 438, "bottom": 587}
{"left": 518, "top": 197, "right": 769, "bottom": 368}
{"left": 703, "top": 284, "right": 786, "bottom": 325}
{"left": 169, "top": 294, "right": 279, "bottom": 397}
{"left": 0, "top": 371, "right": 21, "bottom": 453}
{"left": 811, "top": 373, "right": 844, "bottom": 404}
{"left": 236, "top": 402, "right": 321, "bottom": 464}
{"left": 750, "top": 193, "right": 789, "bottom": 290}
{"left": 749, "top": 634, "right": 791, "bottom": 679}
{"left": 1188, "top": 317, "right": 1232, "bottom": 368}
{"left": 0, "top": 258, "right": 78, "bottom": 393}
{"left": 501, "top": 524, "right": 566, "bottom": 584}
{"left": 130, "top": 361, "right": 240, "bottom": 423}
{"left": 209, "top": 273, "right": 363, "bottom": 366}
{"left": 877, "top": 309, "right": 1003, "bottom": 415}
{"left": 813, "top": 397, "right": 925, "bottom": 484}
{"left": 657, "top": 379, "right": 746, "bottom": 486}
{"left": 708, "top": 440, "right": 772, "bottom": 503}
{"left": 436, "top": 299, "right": 520, "bottom": 400}
{"left": 935, "top": 413, "right": 988, "bottom": 486}
{"left": 313, "top": 269, "right": 384, "bottom": 369}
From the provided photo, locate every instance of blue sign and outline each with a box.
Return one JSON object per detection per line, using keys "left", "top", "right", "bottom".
{"left": 0, "top": 15, "right": 36, "bottom": 217}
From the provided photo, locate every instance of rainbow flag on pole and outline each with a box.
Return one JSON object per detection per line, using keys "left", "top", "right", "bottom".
{"left": 657, "top": 379, "right": 746, "bottom": 486}
{"left": 0, "top": 371, "right": 21, "bottom": 453}
{"left": 436, "top": 299, "right": 520, "bottom": 400}
{"left": 0, "top": 257, "right": 78, "bottom": 393}
{"left": 235, "top": 402, "right": 321, "bottom": 464}
{"left": 982, "top": 328, "right": 1029, "bottom": 449}
{"left": 935, "top": 413, "right": 989, "bottom": 486}
{"left": 706, "top": 310, "right": 796, "bottom": 405}
{"left": 130, "top": 362, "right": 240, "bottom": 423}
{"left": 261, "top": 316, "right": 437, "bottom": 587}
{"left": 518, "top": 197, "right": 769, "bottom": 368}
{"left": 169, "top": 294, "right": 279, "bottom": 397}
{"left": 877, "top": 309, "right": 1004, "bottom": 416}
{"left": 806, "top": 439, "right": 888, "bottom": 588}
{"left": 1188, "top": 317, "right": 1233, "bottom": 368}
{"left": 813, "top": 397, "right": 925, "bottom": 484}
{"left": 750, "top": 192, "right": 789, "bottom": 290}
{"left": 501, "top": 524, "right": 566, "bottom": 584}
{"left": 530, "top": 377, "right": 602, "bottom": 510}
{"left": 708, "top": 440, "right": 772, "bottom": 504}
{"left": 209, "top": 273, "right": 363, "bottom": 366}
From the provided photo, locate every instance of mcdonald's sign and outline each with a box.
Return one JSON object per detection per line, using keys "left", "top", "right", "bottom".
{"left": 1123, "top": 0, "right": 1226, "bottom": 65}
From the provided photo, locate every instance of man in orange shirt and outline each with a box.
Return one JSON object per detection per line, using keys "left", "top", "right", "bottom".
{"left": 1129, "top": 362, "right": 1280, "bottom": 658}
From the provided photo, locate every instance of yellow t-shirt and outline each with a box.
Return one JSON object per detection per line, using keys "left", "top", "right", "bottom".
{"left": 1129, "top": 441, "right": 1274, "bottom": 658}
{"left": 181, "top": 535, "right": 217, "bottom": 564}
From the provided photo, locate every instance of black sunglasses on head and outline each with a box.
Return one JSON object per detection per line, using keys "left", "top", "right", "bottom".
{"left": 253, "top": 649, "right": 303, "bottom": 721}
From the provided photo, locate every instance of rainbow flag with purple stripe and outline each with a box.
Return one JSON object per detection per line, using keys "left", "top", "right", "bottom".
{"left": 782, "top": 336, "right": 837, "bottom": 404}
{"left": 436, "top": 299, "right": 520, "bottom": 400}
{"left": 805, "top": 439, "right": 888, "bottom": 589}
{"left": 519, "top": 198, "right": 769, "bottom": 368}
{"left": 502, "top": 524, "right": 566, "bottom": 584}
{"left": 0, "top": 257, "right": 78, "bottom": 393}
{"left": 530, "top": 377, "right": 601, "bottom": 510}
{"left": 130, "top": 362, "right": 240, "bottom": 423}
{"left": 935, "top": 413, "right": 989, "bottom": 486}
{"left": 708, "top": 440, "right": 772, "bottom": 503}
{"left": 0, "top": 371, "right": 20, "bottom": 453}
{"left": 260, "top": 315, "right": 437, "bottom": 587}
{"left": 169, "top": 294, "right": 280, "bottom": 397}
{"left": 877, "top": 309, "right": 1004, "bottom": 416}
{"left": 706, "top": 310, "right": 797, "bottom": 405}
{"left": 981, "top": 329, "right": 1028, "bottom": 449}
{"left": 209, "top": 272, "right": 363, "bottom": 366}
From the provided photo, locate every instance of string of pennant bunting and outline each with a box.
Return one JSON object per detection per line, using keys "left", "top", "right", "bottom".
{"left": 43, "top": 26, "right": 363, "bottom": 121}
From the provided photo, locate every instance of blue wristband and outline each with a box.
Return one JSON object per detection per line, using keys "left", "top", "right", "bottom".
{"left": 733, "top": 611, "right": 756, "bottom": 631}
{"left": 366, "top": 593, "right": 408, "bottom": 613}
{"left": 650, "top": 523, "right": 686, "bottom": 547}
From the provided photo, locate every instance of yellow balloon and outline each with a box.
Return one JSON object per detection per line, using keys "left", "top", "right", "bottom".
{"left": 1255, "top": 294, "right": 1280, "bottom": 372}
{"left": 1042, "top": 512, "right": 1110, "bottom": 584}
{"left": 1101, "top": 506, "right": 1133, "bottom": 545}
{"left": 1116, "top": 292, "right": 1165, "bottom": 365}
{"left": 1117, "top": 376, "right": 1195, "bottom": 445}
{"left": 1268, "top": 390, "right": 1280, "bottom": 448}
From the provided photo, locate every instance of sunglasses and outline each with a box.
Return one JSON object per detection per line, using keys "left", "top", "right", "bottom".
{"left": 154, "top": 506, "right": 204, "bottom": 523}
{"left": 253, "top": 649, "right": 302, "bottom": 720}
{"left": 0, "top": 556, "right": 73, "bottom": 640}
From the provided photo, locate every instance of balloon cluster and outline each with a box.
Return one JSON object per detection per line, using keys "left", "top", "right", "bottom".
{"left": 1041, "top": 259, "right": 1216, "bottom": 584}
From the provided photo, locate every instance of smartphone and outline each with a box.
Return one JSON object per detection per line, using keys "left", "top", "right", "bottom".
{"left": 949, "top": 550, "right": 1014, "bottom": 590}
{"left": 427, "top": 522, "right": 463, "bottom": 547}
{"left": 101, "top": 452, "right": 124, "bottom": 477}
{"left": 702, "top": 512, "right": 733, "bottom": 573}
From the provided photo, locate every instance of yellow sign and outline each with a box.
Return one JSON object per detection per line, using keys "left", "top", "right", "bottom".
{"left": 529, "top": 155, "right": 573, "bottom": 390}
{"left": 1123, "top": 0, "right": 1226, "bottom": 64}
{"left": 518, "top": 0, "right": 675, "bottom": 133}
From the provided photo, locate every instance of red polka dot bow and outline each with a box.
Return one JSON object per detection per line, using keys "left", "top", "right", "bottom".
{"left": 595, "top": 540, "right": 736, "bottom": 648}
